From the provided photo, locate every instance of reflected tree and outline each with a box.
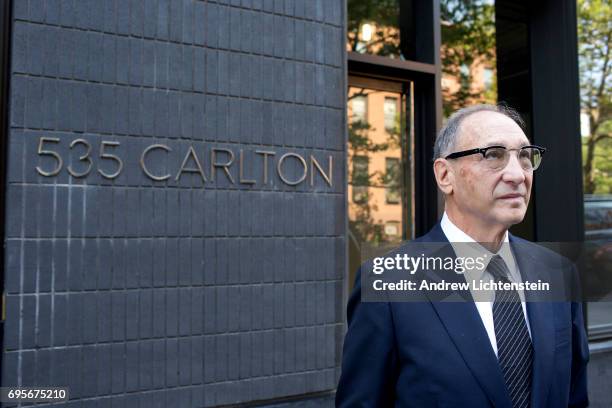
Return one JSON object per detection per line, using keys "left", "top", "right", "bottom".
{"left": 440, "top": 0, "right": 496, "bottom": 115}
{"left": 347, "top": 0, "right": 400, "bottom": 56}
{"left": 579, "top": 0, "right": 611, "bottom": 194}
{"left": 347, "top": 0, "right": 497, "bottom": 116}
{"left": 348, "top": 89, "right": 403, "bottom": 244}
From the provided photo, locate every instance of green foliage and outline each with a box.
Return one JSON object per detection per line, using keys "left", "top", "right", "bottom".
{"left": 583, "top": 139, "right": 612, "bottom": 194}
{"left": 346, "top": 0, "right": 400, "bottom": 54}
{"left": 440, "top": 1, "right": 496, "bottom": 72}
{"left": 441, "top": 0, "right": 497, "bottom": 114}
{"left": 578, "top": 0, "right": 611, "bottom": 193}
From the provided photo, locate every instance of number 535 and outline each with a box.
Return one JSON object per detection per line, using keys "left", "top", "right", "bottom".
{"left": 35, "top": 137, "right": 124, "bottom": 180}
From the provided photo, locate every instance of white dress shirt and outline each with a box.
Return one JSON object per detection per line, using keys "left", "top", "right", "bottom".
{"left": 440, "top": 212, "right": 531, "bottom": 357}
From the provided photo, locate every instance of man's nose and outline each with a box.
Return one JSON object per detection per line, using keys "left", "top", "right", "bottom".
{"left": 501, "top": 153, "right": 526, "bottom": 184}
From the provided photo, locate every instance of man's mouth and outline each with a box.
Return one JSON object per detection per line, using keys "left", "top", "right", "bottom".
{"left": 498, "top": 193, "right": 524, "bottom": 200}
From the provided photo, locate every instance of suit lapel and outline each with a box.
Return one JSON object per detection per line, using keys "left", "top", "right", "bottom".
{"left": 509, "top": 235, "right": 555, "bottom": 408}
{"left": 421, "top": 225, "right": 513, "bottom": 408}
{"left": 428, "top": 301, "right": 513, "bottom": 408}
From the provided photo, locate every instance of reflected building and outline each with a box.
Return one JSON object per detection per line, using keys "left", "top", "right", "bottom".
{"left": 348, "top": 86, "right": 405, "bottom": 244}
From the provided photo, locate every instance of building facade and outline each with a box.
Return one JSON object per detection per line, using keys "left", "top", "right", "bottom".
{"left": 1, "top": 0, "right": 346, "bottom": 406}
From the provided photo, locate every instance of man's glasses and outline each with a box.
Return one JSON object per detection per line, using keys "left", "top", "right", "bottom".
{"left": 444, "top": 145, "right": 547, "bottom": 171}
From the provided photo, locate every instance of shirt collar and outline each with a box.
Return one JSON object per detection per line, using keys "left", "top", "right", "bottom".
{"left": 440, "top": 212, "right": 509, "bottom": 245}
{"left": 440, "top": 212, "right": 518, "bottom": 282}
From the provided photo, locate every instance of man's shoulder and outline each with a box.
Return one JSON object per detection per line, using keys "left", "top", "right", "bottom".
{"left": 414, "top": 223, "right": 447, "bottom": 243}
{"left": 509, "top": 234, "right": 575, "bottom": 268}
{"left": 383, "top": 225, "right": 450, "bottom": 259}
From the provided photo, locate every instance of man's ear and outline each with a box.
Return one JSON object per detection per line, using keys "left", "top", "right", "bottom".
{"left": 433, "top": 158, "right": 454, "bottom": 195}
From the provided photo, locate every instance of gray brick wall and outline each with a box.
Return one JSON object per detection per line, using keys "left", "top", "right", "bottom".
{"left": 2, "top": 0, "right": 346, "bottom": 406}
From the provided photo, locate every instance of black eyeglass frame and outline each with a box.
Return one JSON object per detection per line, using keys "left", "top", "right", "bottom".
{"left": 444, "top": 145, "right": 547, "bottom": 161}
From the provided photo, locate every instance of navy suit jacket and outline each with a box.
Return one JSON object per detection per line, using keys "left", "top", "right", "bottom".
{"left": 336, "top": 223, "right": 589, "bottom": 407}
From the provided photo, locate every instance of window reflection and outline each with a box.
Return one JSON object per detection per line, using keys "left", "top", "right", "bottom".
{"left": 440, "top": 0, "right": 497, "bottom": 116}
{"left": 352, "top": 156, "right": 369, "bottom": 204}
{"left": 584, "top": 196, "right": 612, "bottom": 329}
{"left": 577, "top": 0, "right": 612, "bottom": 331}
{"left": 384, "top": 97, "right": 398, "bottom": 131}
{"left": 347, "top": 0, "right": 499, "bottom": 114}
{"left": 385, "top": 157, "right": 401, "bottom": 204}
{"left": 347, "top": 0, "right": 404, "bottom": 58}
{"left": 348, "top": 78, "right": 412, "bottom": 250}
{"left": 351, "top": 96, "right": 368, "bottom": 123}
{"left": 385, "top": 221, "right": 401, "bottom": 238}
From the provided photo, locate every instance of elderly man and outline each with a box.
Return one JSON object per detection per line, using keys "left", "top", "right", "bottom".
{"left": 336, "top": 104, "right": 589, "bottom": 407}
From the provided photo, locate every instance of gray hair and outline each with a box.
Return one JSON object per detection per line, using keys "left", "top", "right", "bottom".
{"left": 433, "top": 104, "right": 526, "bottom": 160}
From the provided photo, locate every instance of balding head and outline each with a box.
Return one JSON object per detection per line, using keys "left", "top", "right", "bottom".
{"left": 433, "top": 104, "right": 525, "bottom": 160}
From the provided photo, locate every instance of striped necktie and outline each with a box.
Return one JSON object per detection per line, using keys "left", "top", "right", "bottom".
{"left": 487, "top": 254, "right": 533, "bottom": 408}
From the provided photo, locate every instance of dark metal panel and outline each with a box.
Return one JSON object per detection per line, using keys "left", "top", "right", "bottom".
{"left": 413, "top": 0, "right": 441, "bottom": 235}
{"left": 347, "top": 52, "right": 436, "bottom": 78}
{"left": 413, "top": 0, "right": 437, "bottom": 66}
{"left": 496, "top": 0, "right": 583, "bottom": 243}
{"left": 413, "top": 75, "right": 440, "bottom": 236}
{"left": 399, "top": 0, "right": 439, "bottom": 66}
{"left": 496, "top": 0, "right": 535, "bottom": 241}
{"left": 528, "top": 0, "right": 584, "bottom": 242}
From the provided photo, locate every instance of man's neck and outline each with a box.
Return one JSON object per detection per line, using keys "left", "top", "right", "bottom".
{"left": 444, "top": 209, "right": 507, "bottom": 252}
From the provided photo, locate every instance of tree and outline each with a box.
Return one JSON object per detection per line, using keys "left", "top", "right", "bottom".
{"left": 346, "top": 0, "right": 401, "bottom": 55}
{"left": 578, "top": 0, "right": 612, "bottom": 194}
{"left": 440, "top": 0, "right": 497, "bottom": 115}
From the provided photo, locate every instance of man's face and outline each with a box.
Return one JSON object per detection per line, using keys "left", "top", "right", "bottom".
{"left": 448, "top": 111, "right": 533, "bottom": 229}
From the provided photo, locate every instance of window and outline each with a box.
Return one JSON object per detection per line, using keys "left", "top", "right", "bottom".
{"left": 347, "top": 1, "right": 440, "bottom": 291}
{"left": 441, "top": 0, "right": 497, "bottom": 116}
{"left": 351, "top": 95, "right": 367, "bottom": 123}
{"left": 577, "top": 0, "right": 612, "bottom": 337}
{"left": 459, "top": 63, "right": 471, "bottom": 89}
{"left": 385, "top": 157, "right": 401, "bottom": 204}
{"left": 348, "top": 77, "right": 413, "bottom": 255}
{"left": 385, "top": 221, "right": 401, "bottom": 237}
{"left": 483, "top": 68, "right": 494, "bottom": 90}
{"left": 384, "top": 97, "right": 398, "bottom": 131}
{"left": 352, "top": 155, "right": 369, "bottom": 204}
{"left": 580, "top": 111, "right": 590, "bottom": 137}
{"left": 584, "top": 196, "right": 612, "bottom": 337}
{"left": 347, "top": 2, "right": 405, "bottom": 59}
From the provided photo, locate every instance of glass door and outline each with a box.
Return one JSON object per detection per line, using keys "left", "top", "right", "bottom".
{"left": 347, "top": 76, "right": 414, "bottom": 288}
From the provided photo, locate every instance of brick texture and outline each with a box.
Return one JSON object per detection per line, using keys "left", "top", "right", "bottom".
{"left": 2, "top": 0, "right": 346, "bottom": 406}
